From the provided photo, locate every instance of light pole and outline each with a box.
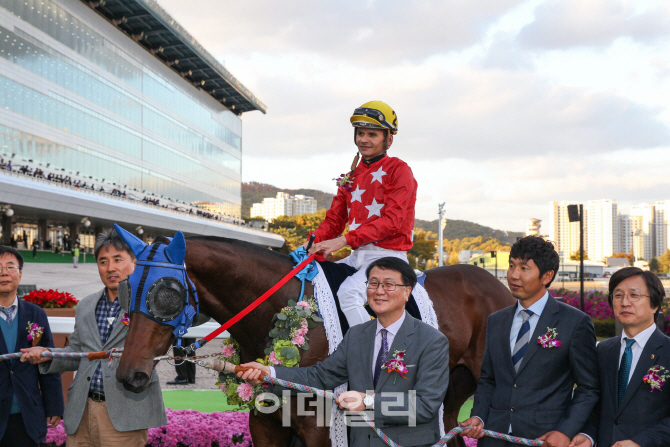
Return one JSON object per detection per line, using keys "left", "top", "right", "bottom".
{"left": 438, "top": 203, "right": 445, "bottom": 267}
{"left": 567, "top": 204, "right": 584, "bottom": 311}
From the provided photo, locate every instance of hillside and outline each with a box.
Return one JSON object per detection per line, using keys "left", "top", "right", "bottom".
{"left": 242, "top": 182, "right": 523, "bottom": 243}
{"left": 242, "top": 182, "right": 334, "bottom": 218}
{"left": 415, "top": 219, "right": 523, "bottom": 245}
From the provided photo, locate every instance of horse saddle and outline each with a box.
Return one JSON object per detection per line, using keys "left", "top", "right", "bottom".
{"left": 316, "top": 261, "right": 424, "bottom": 336}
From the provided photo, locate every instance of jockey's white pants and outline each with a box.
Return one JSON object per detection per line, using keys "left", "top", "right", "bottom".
{"left": 335, "top": 245, "right": 408, "bottom": 328}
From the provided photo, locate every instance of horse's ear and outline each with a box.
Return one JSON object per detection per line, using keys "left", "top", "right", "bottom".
{"left": 113, "top": 224, "right": 146, "bottom": 257}
{"left": 166, "top": 231, "right": 186, "bottom": 265}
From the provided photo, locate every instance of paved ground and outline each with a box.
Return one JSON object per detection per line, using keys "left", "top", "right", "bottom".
{"left": 21, "top": 262, "right": 225, "bottom": 390}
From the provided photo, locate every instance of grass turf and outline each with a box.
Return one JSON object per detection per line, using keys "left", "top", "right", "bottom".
{"left": 162, "top": 389, "right": 473, "bottom": 421}
{"left": 162, "top": 390, "right": 247, "bottom": 413}
{"left": 18, "top": 250, "right": 92, "bottom": 264}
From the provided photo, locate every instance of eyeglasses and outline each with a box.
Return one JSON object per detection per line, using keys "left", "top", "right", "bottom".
{"left": 0, "top": 265, "right": 19, "bottom": 275}
{"left": 365, "top": 280, "right": 409, "bottom": 292}
{"left": 611, "top": 292, "right": 649, "bottom": 302}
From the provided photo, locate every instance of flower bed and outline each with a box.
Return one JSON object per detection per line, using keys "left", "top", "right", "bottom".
{"left": 22, "top": 288, "right": 78, "bottom": 308}
{"left": 44, "top": 409, "right": 252, "bottom": 447}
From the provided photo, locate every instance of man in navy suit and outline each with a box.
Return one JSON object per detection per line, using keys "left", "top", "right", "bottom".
{"left": 0, "top": 246, "right": 63, "bottom": 446}
{"left": 571, "top": 267, "right": 670, "bottom": 447}
{"left": 460, "top": 236, "right": 599, "bottom": 447}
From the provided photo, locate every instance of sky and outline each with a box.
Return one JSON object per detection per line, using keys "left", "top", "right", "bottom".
{"left": 157, "top": 0, "right": 670, "bottom": 232}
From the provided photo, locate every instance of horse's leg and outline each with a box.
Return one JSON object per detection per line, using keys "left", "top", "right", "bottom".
{"left": 249, "top": 413, "right": 292, "bottom": 447}
{"left": 291, "top": 395, "right": 332, "bottom": 447}
{"left": 443, "top": 364, "right": 478, "bottom": 447}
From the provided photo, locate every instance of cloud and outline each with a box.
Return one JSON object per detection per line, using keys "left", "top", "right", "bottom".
{"left": 157, "top": 0, "right": 525, "bottom": 63}
{"left": 518, "top": 0, "right": 670, "bottom": 49}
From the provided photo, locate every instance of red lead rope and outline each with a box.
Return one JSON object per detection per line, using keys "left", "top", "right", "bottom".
{"left": 200, "top": 254, "right": 317, "bottom": 343}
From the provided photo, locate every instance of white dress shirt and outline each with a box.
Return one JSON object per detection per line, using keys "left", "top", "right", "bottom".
{"left": 509, "top": 291, "right": 549, "bottom": 355}
{"left": 620, "top": 322, "right": 657, "bottom": 384}
{"left": 0, "top": 295, "right": 18, "bottom": 321}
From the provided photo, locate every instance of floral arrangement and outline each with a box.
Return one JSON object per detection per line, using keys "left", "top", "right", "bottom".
{"left": 22, "top": 289, "right": 78, "bottom": 309}
{"left": 265, "top": 298, "right": 322, "bottom": 366}
{"left": 46, "top": 409, "right": 253, "bottom": 446}
{"left": 215, "top": 337, "right": 269, "bottom": 414}
{"left": 552, "top": 288, "right": 614, "bottom": 320}
{"left": 333, "top": 173, "right": 354, "bottom": 192}
{"left": 384, "top": 350, "right": 409, "bottom": 384}
{"left": 120, "top": 312, "right": 130, "bottom": 326}
{"left": 537, "top": 327, "right": 562, "bottom": 348}
{"left": 26, "top": 321, "right": 43, "bottom": 346}
{"left": 643, "top": 365, "right": 668, "bottom": 392}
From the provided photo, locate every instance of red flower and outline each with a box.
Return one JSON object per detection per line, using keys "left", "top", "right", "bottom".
{"left": 23, "top": 289, "right": 79, "bottom": 309}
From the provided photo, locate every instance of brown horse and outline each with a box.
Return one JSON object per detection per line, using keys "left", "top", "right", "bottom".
{"left": 116, "top": 236, "right": 514, "bottom": 446}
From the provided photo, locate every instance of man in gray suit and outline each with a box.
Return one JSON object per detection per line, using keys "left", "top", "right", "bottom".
{"left": 460, "top": 236, "right": 599, "bottom": 447}
{"left": 22, "top": 229, "right": 166, "bottom": 446}
{"left": 241, "top": 257, "right": 449, "bottom": 447}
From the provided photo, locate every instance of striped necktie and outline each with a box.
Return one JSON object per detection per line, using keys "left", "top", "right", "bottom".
{"left": 0, "top": 305, "right": 16, "bottom": 324}
{"left": 512, "top": 309, "right": 534, "bottom": 372}
{"left": 618, "top": 338, "right": 635, "bottom": 406}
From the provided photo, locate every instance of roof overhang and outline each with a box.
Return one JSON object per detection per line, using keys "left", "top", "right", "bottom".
{"left": 81, "top": 0, "right": 266, "bottom": 115}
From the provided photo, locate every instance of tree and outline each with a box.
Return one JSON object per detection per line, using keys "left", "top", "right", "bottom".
{"left": 569, "top": 251, "right": 589, "bottom": 261}
{"left": 657, "top": 250, "right": 670, "bottom": 274}
{"left": 610, "top": 252, "right": 633, "bottom": 264}
{"left": 649, "top": 257, "right": 660, "bottom": 273}
{"left": 408, "top": 229, "right": 437, "bottom": 270}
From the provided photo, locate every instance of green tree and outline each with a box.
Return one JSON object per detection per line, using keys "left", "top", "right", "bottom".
{"left": 408, "top": 229, "right": 437, "bottom": 270}
{"left": 657, "top": 250, "right": 670, "bottom": 274}
{"left": 649, "top": 257, "right": 660, "bottom": 273}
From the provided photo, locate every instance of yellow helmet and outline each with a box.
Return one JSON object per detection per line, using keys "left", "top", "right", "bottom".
{"left": 350, "top": 100, "right": 398, "bottom": 135}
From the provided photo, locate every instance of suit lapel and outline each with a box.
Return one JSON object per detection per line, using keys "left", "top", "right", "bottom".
{"left": 104, "top": 307, "right": 127, "bottom": 348}
{"left": 375, "top": 315, "right": 415, "bottom": 392}
{"left": 14, "top": 299, "right": 31, "bottom": 352}
{"left": 516, "top": 296, "right": 559, "bottom": 375}
{"left": 363, "top": 320, "right": 377, "bottom": 389}
{"left": 617, "top": 329, "right": 665, "bottom": 414}
{"left": 502, "top": 305, "right": 517, "bottom": 376}
{"left": 606, "top": 338, "right": 621, "bottom": 409}
{"left": 88, "top": 291, "right": 105, "bottom": 349}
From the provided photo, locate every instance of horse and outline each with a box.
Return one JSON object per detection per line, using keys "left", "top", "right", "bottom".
{"left": 116, "top": 235, "right": 515, "bottom": 447}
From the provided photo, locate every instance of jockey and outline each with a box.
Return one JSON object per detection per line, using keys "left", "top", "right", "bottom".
{"left": 306, "top": 100, "right": 417, "bottom": 328}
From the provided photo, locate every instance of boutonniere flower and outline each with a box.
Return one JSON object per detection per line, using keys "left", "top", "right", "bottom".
{"left": 537, "top": 327, "right": 562, "bottom": 348}
{"left": 26, "top": 322, "right": 43, "bottom": 347}
{"left": 643, "top": 365, "right": 668, "bottom": 392}
{"left": 383, "top": 350, "right": 409, "bottom": 384}
{"left": 120, "top": 313, "right": 130, "bottom": 326}
{"left": 333, "top": 173, "right": 354, "bottom": 192}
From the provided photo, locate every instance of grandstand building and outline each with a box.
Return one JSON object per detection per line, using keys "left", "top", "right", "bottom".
{"left": 0, "top": 0, "right": 283, "bottom": 249}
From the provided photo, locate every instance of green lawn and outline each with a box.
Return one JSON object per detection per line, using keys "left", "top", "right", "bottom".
{"left": 162, "top": 389, "right": 473, "bottom": 419}
{"left": 162, "top": 390, "right": 245, "bottom": 413}
{"left": 18, "top": 250, "right": 91, "bottom": 264}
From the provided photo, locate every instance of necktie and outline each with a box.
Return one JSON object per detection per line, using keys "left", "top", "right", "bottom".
{"left": 373, "top": 329, "right": 389, "bottom": 388}
{"left": 512, "top": 309, "right": 534, "bottom": 372}
{"left": 0, "top": 305, "right": 15, "bottom": 324}
{"left": 618, "top": 338, "right": 636, "bottom": 406}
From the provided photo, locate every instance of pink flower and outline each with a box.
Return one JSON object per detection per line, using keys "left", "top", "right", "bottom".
{"left": 221, "top": 344, "right": 236, "bottom": 358}
{"left": 296, "top": 301, "right": 311, "bottom": 309}
{"left": 219, "top": 383, "right": 227, "bottom": 393}
{"left": 269, "top": 351, "right": 283, "bottom": 365}
{"left": 296, "top": 320, "right": 309, "bottom": 337}
{"left": 237, "top": 382, "right": 254, "bottom": 402}
{"left": 292, "top": 334, "right": 305, "bottom": 346}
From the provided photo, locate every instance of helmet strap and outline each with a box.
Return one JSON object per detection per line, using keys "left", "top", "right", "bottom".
{"left": 350, "top": 153, "right": 360, "bottom": 172}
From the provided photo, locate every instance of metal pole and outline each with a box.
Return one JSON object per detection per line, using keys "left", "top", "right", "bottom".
{"left": 438, "top": 203, "right": 445, "bottom": 267}
{"left": 580, "top": 204, "right": 585, "bottom": 312}
{"left": 495, "top": 251, "right": 498, "bottom": 279}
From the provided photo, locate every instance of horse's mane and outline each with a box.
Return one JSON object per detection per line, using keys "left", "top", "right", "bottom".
{"left": 154, "top": 234, "right": 290, "bottom": 262}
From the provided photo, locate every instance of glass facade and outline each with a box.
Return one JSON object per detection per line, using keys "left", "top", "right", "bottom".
{"left": 0, "top": 0, "right": 244, "bottom": 216}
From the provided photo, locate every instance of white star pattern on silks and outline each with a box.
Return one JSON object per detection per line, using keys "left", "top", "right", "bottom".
{"left": 365, "top": 198, "right": 384, "bottom": 218}
{"left": 370, "top": 166, "right": 386, "bottom": 184}
{"left": 348, "top": 219, "right": 361, "bottom": 231}
{"left": 350, "top": 185, "right": 365, "bottom": 203}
